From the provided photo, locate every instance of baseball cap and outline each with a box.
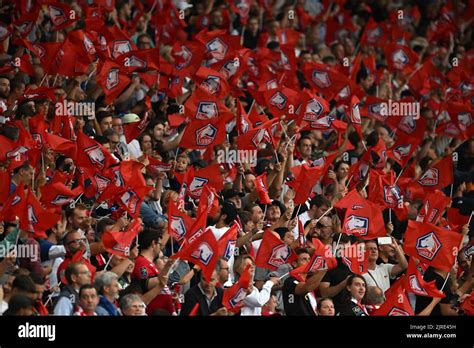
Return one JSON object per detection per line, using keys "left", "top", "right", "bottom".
{"left": 122, "top": 113, "right": 140, "bottom": 124}
{"left": 222, "top": 189, "right": 245, "bottom": 200}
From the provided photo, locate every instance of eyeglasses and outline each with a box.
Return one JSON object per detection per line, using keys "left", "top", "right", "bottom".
{"left": 67, "top": 238, "right": 87, "bottom": 245}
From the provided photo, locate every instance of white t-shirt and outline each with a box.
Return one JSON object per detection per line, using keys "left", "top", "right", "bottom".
{"left": 362, "top": 264, "right": 395, "bottom": 293}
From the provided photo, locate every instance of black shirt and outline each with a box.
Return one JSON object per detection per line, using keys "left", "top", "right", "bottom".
{"left": 321, "top": 258, "right": 354, "bottom": 312}
{"left": 180, "top": 284, "right": 224, "bottom": 316}
{"left": 414, "top": 267, "right": 452, "bottom": 316}
{"left": 338, "top": 299, "right": 368, "bottom": 316}
{"left": 282, "top": 276, "right": 315, "bottom": 316}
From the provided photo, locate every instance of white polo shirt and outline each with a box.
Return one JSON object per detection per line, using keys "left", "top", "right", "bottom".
{"left": 362, "top": 263, "right": 395, "bottom": 294}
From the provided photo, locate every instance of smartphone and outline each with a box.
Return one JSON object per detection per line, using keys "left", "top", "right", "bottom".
{"left": 378, "top": 237, "right": 392, "bottom": 245}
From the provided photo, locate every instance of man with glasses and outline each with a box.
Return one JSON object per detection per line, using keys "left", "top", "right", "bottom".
{"left": 54, "top": 262, "right": 92, "bottom": 315}
{"left": 56, "top": 230, "right": 96, "bottom": 286}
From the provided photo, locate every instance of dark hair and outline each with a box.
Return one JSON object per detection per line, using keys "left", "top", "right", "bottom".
{"left": 29, "top": 273, "right": 45, "bottom": 286}
{"left": 317, "top": 297, "right": 334, "bottom": 311}
{"left": 309, "top": 195, "right": 331, "bottom": 210}
{"left": 137, "top": 228, "right": 161, "bottom": 252}
{"left": 274, "top": 227, "right": 290, "bottom": 240}
{"left": 12, "top": 162, "right": 31, "bottom": 175}
{"left": 294, "top": 247, "right": 310, "bottom": 255}
{"left": 65, "top": 261, "right": 86, "bottom": 284}
{"left": 343, "top": 274, "right": 367, "bottom": 302}
{"left": 94, "top": 135, "right": 109, "bottom": 145}
{"left": 12, "top": 275, "right": 36, "bottom": 294}
{"left": 79, "top": 284, "right": 97, "bottom": 298}
{"left": 96, "top": 217, "right": 116, "bottom": 236}
{"left": 221, "top": 201, "right": 238, "bottom": 225}
{"left": 3, "top": 295, "right": 35, "bottom": 315}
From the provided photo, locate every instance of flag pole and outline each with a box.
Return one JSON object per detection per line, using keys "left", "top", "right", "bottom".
{"left": 103, "top": 254, "right": 113, "bottom": 271}
{"left": 333, "top": 232, "right": 343, "bottom": 257}
{"left": 389, "top": 208, "right": 392, "bottom": 223}
{"left": 449, "top": 184, "right": 454, "bottom": 198}
{"left": 314, "top": 206, "right": 334, "bottom": 223}
{"left": 240, "top": 25, "right": 245, "bottom": 46}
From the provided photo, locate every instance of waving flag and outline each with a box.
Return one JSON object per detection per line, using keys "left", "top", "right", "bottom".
{"left": 217, "top": 224, "right": 238, "bottom": 261}
{"left": 371, "top": 280, "right": 414, "bottom": 316}
{"left": 102, "top": 219, "right": 142, "bottom": 258}
{"left": 171, "top": 230, "right": 219, "bottom": 282}
{"left": 0, "top": 183, "right": 26, "bottom": 223}
{"left": 223, "top": 264, "right": 251, "bottom": 313}
{"left": 172, "top": 40, "right": 206, "bottom": 76}
{"left": 45, "top": 2, "right": 78, "bottom": 30}
{"left": 196, "top": 184, "right": 220, "bottom": 218}
{"left": 418, "top": 190, "right": 451, "bottom": 224}
{"left": 335, "top": 190, "right": 386, "bottom": 240}
{"left": 123, "top": 112, "right": 149, "bottom": 144}
{"left": 40, "top": 182, "right": 82, "bottom": 208}
{"left": 96, "top": 60, "right": 131, "bottom": 103}
{"left": 235, "top": 119, "right": 276, "bottom": 150}
{"left": 404, "top": 259, "right": 446, "bottom": 298}
{"left": 384, "top": 43, "right": 419, "bottom": 73}
{"left": 179, "top": 117, "right": 229, "bottom": 150}
{"left": 287, "top": 164, "right": 323, "bottom": 205}
{"left": 360, "top": 18, "right": 389, "bottom": 47}
{"left": 417, "top": 156, "right": 453, "bottom": 190}
{"left": 254, "top": 173, "right": 271, "bottom": 204}
{"left": 196, "top": 29, "right": 241, "bottom": 62}
{"left": 194, "top": 66, "right": 230, "bottom": 99}
{"left": 290, "top": 238, "right": 336, "bottom": 280}
{"left": 341, "top": 243, "right": 369, "bottom": 274}
{"left": 404, "top": 220, "right": 463, "bottom": 272}
{"left": 184, "top": 88, "right": 233, "bottom": 121}
{"left": 75, "top": 130, "right": 118, "bottom": 170}
{"left": 255, "top": 230, "right": 297, "bottom": 271}
{"left": 293, "top": 91, "right": 330, "bottom": 125}
{"left": 168, "top": 200, "right": 194, "bottom": 243}
{"left": 301, "top": 62, "right": 350, "bottom": 100}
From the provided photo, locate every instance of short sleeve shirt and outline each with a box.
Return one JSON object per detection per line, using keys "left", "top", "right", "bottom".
{"left": 132, "top": 255, "right": 159, "bottom": 282}
{"left": 362, "top": 263, "right": 395, "bottom": 293}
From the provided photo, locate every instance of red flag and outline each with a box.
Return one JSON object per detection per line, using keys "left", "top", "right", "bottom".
{"left": 384, "top": 43, "right": 419, "bottom": 74}
{"left": 195, "top": 29, "right": 241, "bottom": 62}
{"left": 460, "top": 290, "right": 474, "bottom": 315}
{"left": 293, "top": 91, "right": 330, "bottom": 125}
{"left": 347, "top": 94, "right": 362, "bottom": 137}
{"left": 417, "top": 156, "right": 453, "bottom": 190}
{"left": 75, "top": 130, "right": 118, "bottom": 171}
{"left": 168, "top": 200, "right": 194, "bottom": 242}
{"left": 44, "top": 132, "right": 76, "bottom": 158}
{"left": 403, "top": 220, "right": 463, "bottom": 272}
{"left": 360, "top": 18, "right": 389, "bottom": 47}
{"left": 123, "top": 112, "right": 149, "bottom": 144}
{"left": 235, "top": 119, "right": 276, "bottom": 150}
{"left": 446, "top": 208, "right": 470, "bottom": 231}
{"left": 223, "top": 264, "right": 251, "bottom": 313}
{"left": 184, "top": 88, "right": 233, "bottom": 121}
{"left": 194, "top": 66, "right": 230, "bottom": 99}
{"left": 341, "top": 243, "right": 369, "bottom": 274}
{"left": 23, "top": 189, "right": 61, "bottom": 239}
{"left": 287, "top": 164, "right": 323, "bottom": 205}
{"left": 236, "top": 99, "right": 253, "bottom": 135}
{"left": 386, "top": 133, "right": 421, "bottom": 167}
{"left": 371, "top": 281, "right": 414, "bottom": 316}
{"left": 171, "top": 230, "right": 219, "bottom": 282}
{"left": 171, "top": 40, "right": 206, "bottom": 76}
{"left": 254, "top": 173, "right": 271, "bottom": 204}
{"left": 255, "top": 230, "right": 297, "bottom": 271}
{"left": 185, "top": 210, "right": 208, "bottom": 244}
{"left": 301, "top": 62, "right": 350, "bottom": 100}
{"left": 96, "top": 60, "right": 131, "bottom": 103}
{"left": 217, "top": 224, "right": 238, "bottom": 261}
{"left": 261, "top": 86, "right": 299, "bottom": 118}
{"left": 175, "top": 164, "right": 224, "bottom": 199}
{"left": 145, "top": 155, "right": 172, "bottom": 177}
{"left": 404, "top": 259, "right": 446, "bottom": 298}
{"left": 40, "top": 182, "right": 82, "bottom": 207}
{"left": 0, "top": 183, "right": 26, "bottom": 223}
{"left": 418, "top": 190, "right": 451, "bottom": 224}
{"left": 290, "top": 239, "right": 337, "bottom": 280}
{"left": 335, "top": 190, "right": 386, "bottom": 240}
{"left": 189, "top": 303, "right": 200, "bottom": 316}
{"left": 102, "top": 219, "right": 142, "bottom": 258}
{"left": 45, "top": 2, "right": 78, "bottom": 30}
{"left": 196, "top": 184, "right": 220, "bottom": 218}
{"left": 179, "top": 117, "right": 229, "bottom": 150}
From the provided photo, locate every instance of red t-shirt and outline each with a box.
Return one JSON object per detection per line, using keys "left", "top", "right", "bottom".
{"left": 131, "top": 255, "right": 175, "bottom": 315}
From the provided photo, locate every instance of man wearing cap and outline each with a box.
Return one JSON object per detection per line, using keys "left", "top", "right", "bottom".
{"left": 122, "top": 113, "right": 143, "bottom": 160}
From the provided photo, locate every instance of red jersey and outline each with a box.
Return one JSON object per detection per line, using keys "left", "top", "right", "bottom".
{"left": 131, "top": 255, "right": 159, "bottom": 281}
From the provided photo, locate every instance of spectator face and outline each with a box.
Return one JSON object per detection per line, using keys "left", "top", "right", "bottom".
{"left": 298, "top": 138, "right": 312, "bottom": 158}
{"left": 102, "top": 141, "right": 111, "bottom": 153}
{"left": 65, "top": 231, "right": 87, "bottom": 254}
{"left": 175, "top": 157, "right": 188, "bottom": 172}
{"left": 266, "top": 205, "right": 281, "bottom": 222}
{"left": 317, "top": 217, "right": 333, "bottom": 239}
{"left": 336, "top": 163, "right": 349, "bottom": 180}
{"left": 294, "top": 252, "right": 310, "bottom": 268}
{"left": 378, "top": 243, "right": 395, "bottom": 259}
{"left": 248, "top": 18, "right": 259, "bottom": 34}
{"left": 244, "top": 174, "right": 256, "bottom": 191}
{"left": 105, "top": 280, "right": 120, "bottom": 300}
{"left": 239, "top": 257, "right": 255, "bottom": 277}
{"left": 333, "top": 44, "right": 345, "bottom": 60}
{"left": 112, "top": 118, "right": 123, "bottom": 134}
{"left": 201, "top": 270, "right": 219, "bottom": 293}
{"left": 0, "top": 78, "right": 10, "bottom": 98}
{"left": 155, "top": 252, "right": 168, "bottom": 272}
{"left": 347, "top": 277, "right": 366, "bottom": 301}
{"left": 33, "top": 283, "right": 45, "bottom": 302}
{"left": 79, "top": 288, "right": 99, "bottom": 314}
{"left": 244, "top": 220, "right": 254, "bottom": 232}
{"left": 137, "top": 36, "right": 152, "bottom": 50}
{"left": 70, "top": 208, "right": 88, "bottom": 230}
{"left": 123, "top": 300, "right": 145, "bottom": 316}
{"left": 99, "top": 116, "right": 113, "bottom": 133}
{"left": 315, "top": 204, "right": 329, "bottom": 219}
{"left": 283, "top": 231, "right": 294, "bottom": 245}
{"left": 265, "top": 295, "right": 278, "bottom": 312}
{"left": 377, "top": 127, "right": 391, "bottom": 145}
{"left": 212, "top": 10, "right": 223, "bottom": 27}
{"left": 318, "top": 299, "right": 335, "bottom": 316}
{"left": 458, "top": 252, "right": 471, "bottom": 272}
{"left": 153, "top": 123, "right": 165, "bottom": 140}
{"left": 218, "top": 259, "right": 230, "bottom": 284}
{"left": 108, "top": 134, "right": 120, "bottom": 152}
{"left": 366, "top": 241, "right": 378, "bottom": 262}
{"left": 74, "top": 264, "right": 92, "bottom": 286}
{"left": 19, "top": 165, "right": 35, "bottom": 185}
{"left": 250, "top": 205, "right": 264, "bottom": 224}
{"left": 140, "top": 135, "right": 152, "bottom": 153}
{"left": 269, "top": 21, "right": 280, "bottom": 35}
